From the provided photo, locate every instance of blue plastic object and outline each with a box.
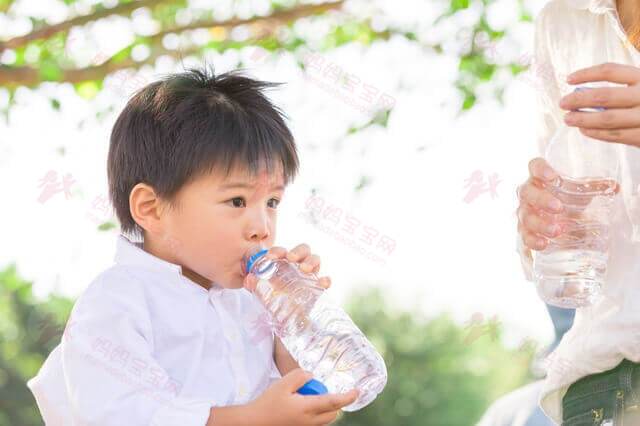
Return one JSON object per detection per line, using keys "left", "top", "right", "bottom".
{"left": 574, "top": 87, "right": 606, "bottom": 112}
{"left": 297, "top": 379, "right": 328, "bottom": 396}
{"left": 245, "top": 249, "right": 269, "bottom": 274}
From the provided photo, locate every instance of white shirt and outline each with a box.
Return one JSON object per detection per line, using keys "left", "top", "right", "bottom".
{"left": 27, "top": 235, "right": 280, "bottom": 426}
{"left": 517, "top": 0, "right": 640, "bottom": 423}
{"left": 476, "top": 381, "right": 554, "bottom": 426}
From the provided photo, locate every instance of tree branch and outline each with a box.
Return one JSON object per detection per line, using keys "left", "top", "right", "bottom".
{"left": 0, "top": 0, "right": 171, "bottom": 52}
{"left": 0, "top": 1, "right": 345, "bottom": 88}
{"left": 143, "top": 1, "right": 344, "bottom": 46}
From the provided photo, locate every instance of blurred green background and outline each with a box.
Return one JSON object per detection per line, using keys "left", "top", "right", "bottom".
{"left": 0, "top": 264, "right": 536, "bottom": 425}
{"left": 1, "top": 0, "right": 547, "bottom": 424}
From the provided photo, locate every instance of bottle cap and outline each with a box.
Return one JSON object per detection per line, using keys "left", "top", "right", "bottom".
{"left": 297, "top": 379, "right": 329, "bottom": 396}
{"left": 245, "top": 249, "right": 269, "bottom": 274}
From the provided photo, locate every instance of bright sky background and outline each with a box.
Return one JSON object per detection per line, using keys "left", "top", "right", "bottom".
{"left": 1, "top": 0, "right": 556, "bottom": 351}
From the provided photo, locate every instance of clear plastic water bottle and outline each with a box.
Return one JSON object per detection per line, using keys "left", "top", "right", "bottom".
{"left": 532, "top": 86, "right": 620, "bottom": 308}
{"left": 242, "top": 246, "right": 387, "bottom": 411}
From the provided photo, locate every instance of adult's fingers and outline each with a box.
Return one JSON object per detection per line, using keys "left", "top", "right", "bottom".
{"left": 560, "top": 85, "right": 640, "bottom": 111}
{"left": 564, "top": 107, "right": 640, "bottom": 130}
{"left": 528, "top": 158, "right": 558, "bottom": 182}
{"left": 566, "top": 62, "right": 640, "bottom": 86}
{"left": 518, "top": 205, "right": 562, "bottom": 238}
{"left": 518, "top": 181, "right": 564, "bottom": 213}
{"left": 580, "top": 127, "right": 640, "bottom": 148}
{"left": 521, "top": 227, "right": 549, "bottom": 251}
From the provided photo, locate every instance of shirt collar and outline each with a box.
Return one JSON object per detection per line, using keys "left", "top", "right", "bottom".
{"left": 114, "top": 234, "right": 184, "bottom": 276}
{"left": 567, "top": 0, "right": 616, "bottom": 14}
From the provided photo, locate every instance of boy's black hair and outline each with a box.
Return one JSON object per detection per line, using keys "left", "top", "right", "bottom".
{"left": 107, "top": 66, "right": 299, "bottom": 239}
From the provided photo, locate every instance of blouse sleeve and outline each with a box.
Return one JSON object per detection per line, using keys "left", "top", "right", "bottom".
{"left": 516, "top": 4, "right": 564, "bottom": 282}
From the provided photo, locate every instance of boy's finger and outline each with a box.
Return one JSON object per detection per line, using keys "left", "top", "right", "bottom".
{"left": 299, "top": 254, "right": 321, "bottom": 273}
{"left": 287, "top": 243, "right": 311, "bottom": 262}
{"left": 305, "top": 389, "right": 359, "bottom": 414}
{"left": 266, "top": 246, "right": 287, "bottom": 259}
{"left": 280, "top": 368, "right": 313, "bottom": 393}
{"left": 314, "top": 410, "right": 339, "bottom": 425}
{"left": 318, "top": 276, "right": 331, "bottom": 289}
{"left": 243, "top": 273, "right": 258, "bottom": 292}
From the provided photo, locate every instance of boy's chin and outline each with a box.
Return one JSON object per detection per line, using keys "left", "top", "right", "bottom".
{"left": 220, "top": 274, "right": 246, "bottom": 290}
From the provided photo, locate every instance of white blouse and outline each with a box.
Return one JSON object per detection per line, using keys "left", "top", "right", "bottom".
{"left": 27, "top": 235, "right": 280, "bottom": 425}
{"left": 518, "top": 0, "right": 640, "bottom": 423}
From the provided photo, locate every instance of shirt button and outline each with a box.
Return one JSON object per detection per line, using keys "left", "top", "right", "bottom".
{"left": 238, "top": 384, "right": 247, "bottom": 397}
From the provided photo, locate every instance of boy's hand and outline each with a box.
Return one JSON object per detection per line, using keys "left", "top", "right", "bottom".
{"left": 247, "top": 368, "right": 359, "bottom": 426}
{"left": 244, "top": 244, "right": 332, "bottom": 292}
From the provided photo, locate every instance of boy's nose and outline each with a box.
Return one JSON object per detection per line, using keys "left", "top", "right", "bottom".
{"left": 245, "top": 212, "right": 271, "bottom": 243}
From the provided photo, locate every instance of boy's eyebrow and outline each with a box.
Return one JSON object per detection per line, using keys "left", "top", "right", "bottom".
{"left": 219, "top": 182, "right": 285, "bottom": 191}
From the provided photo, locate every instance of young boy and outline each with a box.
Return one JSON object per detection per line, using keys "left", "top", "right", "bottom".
{"left": 27, "top": 66, "right": 358, "bottom": 425}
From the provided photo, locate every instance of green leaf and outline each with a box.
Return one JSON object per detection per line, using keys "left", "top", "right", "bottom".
{"left": 73, "top": 81, "right": 101, "bottom": 100}
{"left": 50, "top": 98, "right": 60, "bottom": 111}
{"left": 97, "top": 221, "right": 116, "bottom": 231}
{"left": 0, "top": 0, "right": 15, "bottom": 12}
{"left": 38, "top": 60, "right": 63, "bottom": 82}
{"left": 520, "top": 12, "right": 533, "bottom": 22}
{"left": 459, "top": 54, "right": 495, "bottom": 81}
{"left": 355, "top": 175, "right": 372, "bottom": 191}
{"left": 451, "top": 0, "right": 470, "bottom": 12}
{"left": 462, "top": 92, "right": 476, "bottom": 110}
{"left": 509, "top": 62, "right": 529, "bottom": 76}
{"left": 110, "top": 45, "right": 134, "bottom": 64}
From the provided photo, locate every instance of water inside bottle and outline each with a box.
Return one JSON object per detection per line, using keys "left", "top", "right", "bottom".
{"left": 533, "top": 175, "right": 618, "bottom": 308}
{"left": 244, "top": 251, "right": 386, "bottom": 411}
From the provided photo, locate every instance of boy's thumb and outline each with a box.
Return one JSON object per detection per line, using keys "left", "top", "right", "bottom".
{"left": 243, "top": 273, "right": 258, "bottom": 292}
{"left": 281, "top": 368, "right": 313, "bottom": 393}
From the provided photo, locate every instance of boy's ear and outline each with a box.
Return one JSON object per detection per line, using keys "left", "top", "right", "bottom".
{"left": 129, "top": 183, "right": 165, "bottom": 236}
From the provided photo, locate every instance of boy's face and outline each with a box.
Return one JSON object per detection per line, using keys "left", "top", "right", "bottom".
{"left": 156, "top": 163, "right": 285, "bottom": 290}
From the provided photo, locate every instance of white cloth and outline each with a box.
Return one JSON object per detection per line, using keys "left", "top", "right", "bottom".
{"left": 27, "top": 234, "right": 281, "bottom": 425}
{"left": 476, "top": 380, "right": 554, "bottom": 426}
{"left": 516, "top": 0, "right": 640, "bottom": 423}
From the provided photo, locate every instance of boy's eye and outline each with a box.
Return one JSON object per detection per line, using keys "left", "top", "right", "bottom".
{"left": 268, "top": 198, "right": 280, "bottom": 209}
{"left": 226, "top": 197, "right": 280, "bottom": 208}
{"left": 228, "top": 197, "right": 246, "bottom": 208}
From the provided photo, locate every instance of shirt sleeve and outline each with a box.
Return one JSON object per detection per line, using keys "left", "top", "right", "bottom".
{"left": 516, "top": 4, "right": 564, "bottom": 282}
{"left": 60, "top": 269, "right": 213, "bottom": 426}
